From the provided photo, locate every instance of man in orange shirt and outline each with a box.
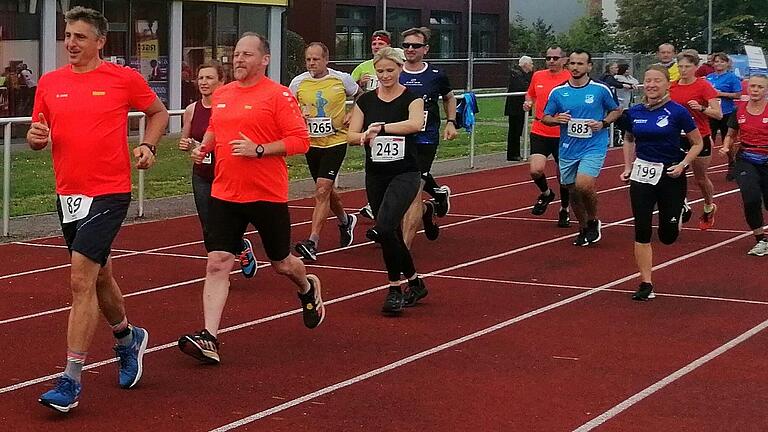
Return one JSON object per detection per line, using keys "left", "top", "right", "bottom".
{"left": 178, "top": 33, "right": 324, "bottom": 365}
{"left": 524, "top": 46, "right": 572, "bottom": 227}
{"left": 27, "top": 7, "right": 168, "bottom": 413}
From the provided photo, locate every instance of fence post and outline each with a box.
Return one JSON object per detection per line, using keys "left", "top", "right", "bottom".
{"left": 138, "top": 115, "right": 146, "bottom": 218}
{"left": 3, "top": 122, "right": 11, "bottom": 236}
{"left": 468, "top": 53, "right": 475, "bottom": 169}
{"left": 522, "top": 110, "right": 530, "bottom": 160}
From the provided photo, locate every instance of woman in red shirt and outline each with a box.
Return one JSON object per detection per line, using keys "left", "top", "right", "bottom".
{"left": 670, "top": 49, "right": 722, "bottom": 230}
{"left": 721, "top": 74, "right": 768, "bottom": 256}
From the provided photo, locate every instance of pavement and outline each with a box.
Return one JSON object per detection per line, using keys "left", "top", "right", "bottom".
{"left": 1, "top": 152, "right": 516, "bottom": 242}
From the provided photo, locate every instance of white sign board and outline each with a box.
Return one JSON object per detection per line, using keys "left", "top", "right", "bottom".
{"left": 744, "top": 45, "right": 768, "bottom": 75}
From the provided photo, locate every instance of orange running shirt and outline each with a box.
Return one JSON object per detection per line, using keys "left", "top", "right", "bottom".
{"left": 32, "top": 62, "right": 158, "bottom": 196}
{"left": 208, "top": 78, "right": 310, "bottom": 203}
{"left": 526, "top": 69, "right": 571, "bottom": 138}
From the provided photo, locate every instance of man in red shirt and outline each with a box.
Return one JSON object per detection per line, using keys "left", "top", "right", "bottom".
{"left": 27, "top": 7, "right": 168, "bottom": 413}
{"left": 179, "top": 33, "right": 323, "bottom": 365}
{"left": 524, "top": 46, "right": 572, "bottom": 227}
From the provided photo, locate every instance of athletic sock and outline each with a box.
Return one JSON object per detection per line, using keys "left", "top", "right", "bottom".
{"left": 111, "top": 317, "right": 133, "bottom": 347}
{"left": 533, "top": 175, "right": 549, "bottom": 193}
{"left": 64, "top": 350, "right": 87, "bottom": 382}
{"left": 423, "top": 174, "right": 440, "bottom": 199}
{"left": 309, "top": 233, "right": 320, "bottom": 246}
{"left": 560, "top": 185, "right": 570, "bottom": 208}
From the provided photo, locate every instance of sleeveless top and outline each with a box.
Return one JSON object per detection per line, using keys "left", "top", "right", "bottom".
{"left": 190, "top": 101, "right": 214, "bottom": 181}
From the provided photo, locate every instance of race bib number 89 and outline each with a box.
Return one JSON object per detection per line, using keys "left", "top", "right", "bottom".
{"left": 307, "top": 117, "right": 334, "bottom": 137}
{"left": 370, "top": 136, "right": 405, "bottom": 163}
{"left": 59, "top": 194, "right": 94, "bottom": 224}
{"left": 630, "top": 158, "right": 664, "bottom": 186}
{"left": 567, "top": 119, "right": 593, "bottom": 138}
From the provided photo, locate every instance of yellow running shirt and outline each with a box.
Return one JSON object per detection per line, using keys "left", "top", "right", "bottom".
{"left": 289, "top": 68, "right": 359, "bottom": 148}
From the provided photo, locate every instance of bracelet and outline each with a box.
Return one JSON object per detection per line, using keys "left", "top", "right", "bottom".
{"left": 140, "top": 143, "right": 157, "bottom": 155}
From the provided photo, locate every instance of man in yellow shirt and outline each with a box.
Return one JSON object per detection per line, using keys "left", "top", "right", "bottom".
{"left": 656, "top": 43, "right": 680, "bottom": 81}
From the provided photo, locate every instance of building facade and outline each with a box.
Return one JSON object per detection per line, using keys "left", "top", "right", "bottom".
{"left": 0, "top": 0, "right": 286, "bottom": 119}
{"left": 287, "top": 1, "right": 509, "bottom": 88}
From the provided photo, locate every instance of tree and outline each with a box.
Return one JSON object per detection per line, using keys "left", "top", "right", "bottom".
{"left": 557, "top": 15, "right": 616, "bottom": 53}
{"left": 508, "top": 13, "right": 536, "bottom": 55}
{"left": 530, "top": 18, "right": 558, "bottom": 54}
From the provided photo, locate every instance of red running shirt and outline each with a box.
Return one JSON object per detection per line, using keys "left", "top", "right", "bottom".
{"left": 669, "top": 78, "right": 718, "bottom": 136}
{"left": 208, "top": 78, "right": 309, "bottom": 203}
{"left": 32, "top": 62, "right": 158, "bottom": 196}
{"left": 527, "top": 69, "right": 571, "bottom": 138}
{"left": 730, "top": 103, "right": 768, "bottom": 154}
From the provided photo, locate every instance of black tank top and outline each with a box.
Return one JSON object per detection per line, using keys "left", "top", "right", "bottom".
{"left": 356, "top": 88, "right": 420, "bottom": 176}
{"left": 190, "top": 101, "right": 215, "bottom": 181}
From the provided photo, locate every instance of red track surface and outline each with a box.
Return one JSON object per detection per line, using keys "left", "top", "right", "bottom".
{"left": 1, "top": 148, "right": 766, "bottom": 431}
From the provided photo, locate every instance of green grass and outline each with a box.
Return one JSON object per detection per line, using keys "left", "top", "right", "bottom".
{"left": 1, "top": 97, "right": 509, "bottom": 217}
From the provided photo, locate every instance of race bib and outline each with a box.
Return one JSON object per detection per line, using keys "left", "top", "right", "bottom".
{"left": 421, "top": 111, "right": 428, "bottom": 132}
{"left": 59, "top": 194, "right": 94, "bottom": 224}
{"left": 630, "top": 158, "right": 664, "bottom": 186}
{"left": 202, "top": 152, "right": 212, "bottom": 165}
{"left": 366, "top": 77, "right": 379, "bottom": 91}
{"left": 370, "top": 136, "right": 405, "bottom": 163}
{"left": 307, "top": 117, "right": 334, "bottom": 137}
{"left": 567, "top": 119, "right": 593, "bottom": 138}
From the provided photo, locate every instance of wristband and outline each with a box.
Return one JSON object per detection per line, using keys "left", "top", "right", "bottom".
{"left": 140, "top": 143, "right": 157, "bottom": 155}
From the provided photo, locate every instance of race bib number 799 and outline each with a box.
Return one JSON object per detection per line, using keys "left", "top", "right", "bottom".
{"left": 59, "top": 194, "right": 94, "bottom": 224}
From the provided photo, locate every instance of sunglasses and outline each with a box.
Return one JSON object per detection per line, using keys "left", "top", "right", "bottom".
{"left": 402, "top": 43, "right": 426, "bottom": 49}
{"left": 545, "top": 56, "right": 561, "bottom": 61}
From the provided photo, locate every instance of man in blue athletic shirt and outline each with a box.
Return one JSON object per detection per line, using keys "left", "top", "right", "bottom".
{"left": 543, "top": 50, "right": 622, "bottom": 246}
{"left": 398, "top": 26, "right": 458, "bottom": 247}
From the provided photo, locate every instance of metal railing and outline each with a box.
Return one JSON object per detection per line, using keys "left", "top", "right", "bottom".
{"left": 2, "top": 91, "right": 627, "bottom": 236}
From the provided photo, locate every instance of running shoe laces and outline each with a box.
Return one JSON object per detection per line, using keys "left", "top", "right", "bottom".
{"left": 39, "top": 375, "right": 82, "bottom": 413}
{"left": 178, "top": 329, "right": 220, "bottom": 364}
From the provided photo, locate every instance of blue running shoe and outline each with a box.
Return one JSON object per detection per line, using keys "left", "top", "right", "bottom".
{"left": 239, "top": 238, "right": 257, "bottom": 278}
{"left": 39, "top": 375, "right": 81, "bottom": 413}
{"left": 114, "top": 326, "right": 149, "bottom": 389}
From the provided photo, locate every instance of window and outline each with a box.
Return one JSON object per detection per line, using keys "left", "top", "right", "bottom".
{"left": 429, "top": 11, "right": 460, "bottom": 59}
{"left": 216, "top": 4, "right": 237, "bottom": 64}
{"left": 335, "top": 5, "right": 374, "bottom": 61}
{"left": 472, "top": 14, "right": 498, "bottom": 57}
{"left": 132, "top": 0, "right": 169, "bottom": 104}
{"left": 386, "top": 8, "right": 419, "bottom": 48}
{"left": 0, "top": 0, "right": 41, "bottom": 116}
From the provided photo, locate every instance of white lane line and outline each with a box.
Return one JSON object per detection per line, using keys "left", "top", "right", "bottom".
{"left": 207, "top": 230, "right": 753, "bottom": 432}
{"left": 572, "top": 317, "right": 768, "bottom": 431}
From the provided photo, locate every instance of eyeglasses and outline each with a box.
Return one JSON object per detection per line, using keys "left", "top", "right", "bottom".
{"left": 545, "top": 56, "right": 561, "bottom": 61}
{"left": 402, "top": 43, "right": 426, "bottom": 49}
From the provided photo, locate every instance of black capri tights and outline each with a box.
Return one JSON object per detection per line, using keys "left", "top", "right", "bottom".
{"left": 366, "top": 171, "right": 421, "bottom": 282}
{"left": 630, "top": 174, "right": 687, "bottom": 244}
{"left": 734, "top": 157, "right": 768, "bottom": 230}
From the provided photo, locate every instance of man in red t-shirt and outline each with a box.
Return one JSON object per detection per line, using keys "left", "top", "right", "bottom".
{"left": 179, "top": 33, "right": 323, "bottom": 365}
{"left": 523, "top": 46, "right": 572, "bottom": 227}
{"left": 27, "top": 7, "right": 168, "bottom": 413}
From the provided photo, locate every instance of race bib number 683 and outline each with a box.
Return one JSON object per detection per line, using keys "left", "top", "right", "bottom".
{"left": 567, "top": 119, "right": 593, "bottom": 139}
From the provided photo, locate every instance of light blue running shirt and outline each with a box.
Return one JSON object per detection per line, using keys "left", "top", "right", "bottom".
{"left": 544, "top": 80, "right": 619, "bottom": 159}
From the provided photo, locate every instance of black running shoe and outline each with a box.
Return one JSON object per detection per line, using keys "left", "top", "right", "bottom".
{"left": 584, "top": 219, "right": 602, "bottom": 245}
{"left": 725, "top": 161, "right": 735, "bottom": 182}
{"left": 294, "top": 239, "right": 318, "bottom": 261}
{"left": 365, "top": 228, "right": 380, "bottom": 243}
{"left": 557, "top": 208, "right": 571, "bottom": 228}
{"left": 359, "top": 204, "right": 374, "bottom": 220}
{"left": 532, "top": 190, "right": 555, "bottom": 215}
{"left": 632, "top": 282, "right": 655, "bottom": 301}
{"left": 382, "top": 287, "right": 404, "bottom": 314}
{"left": 338, "top": 214, "right": 357, "bottom": 247}
{"left": 178, "top": 329, "right": 221, "bottom": 364}
{"left": 422, "top": 201, "right": 440, "bottom": 241}
{"left": 298, "top": 274, "right": 325, "bottom": 329}
{"left": 404, "top": 277, "right": 428, "bottom": 307}
{"left": 433, "top": 186, "right": 451, "bottom": 217}
{"left": 682, "top": 199, "right": 692, "bottom": 223}
{"left": 573, "top": 229, "right": 589, "bottom": 246}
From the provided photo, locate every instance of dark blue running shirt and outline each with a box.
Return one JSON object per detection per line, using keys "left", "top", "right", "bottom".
{"left": 400, "top": 62, "right": 452, "bottom": 145}
{"left": 621, "top": 100, "right": 697, "bottom": 164}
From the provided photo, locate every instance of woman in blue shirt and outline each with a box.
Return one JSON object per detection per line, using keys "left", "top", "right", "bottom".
{"left": 706, "top": 52, "right": 742, "bottom": 179}
{"left": 619, "top": 65, "right": 703, "bottom": 301}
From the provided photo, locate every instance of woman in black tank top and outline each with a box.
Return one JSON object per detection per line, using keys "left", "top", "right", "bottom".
{"left": 347, "top": 47, "right": 428, "bottom": 315}
{"left": 179, "top": 63, "right": 257, "bottom": 278}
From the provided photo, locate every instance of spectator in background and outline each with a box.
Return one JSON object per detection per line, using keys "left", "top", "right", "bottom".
{"left": 696, "top": 53, "right": 715, "bottom": 77}
{"left": 505, "top": 55, "right": 534, "bottom": 161}
{"left": 599, "top": 62, "right": 625, "bottom": 97}
{"left": 615, "top": 63, "right": 639, "bottom": 110}
{"left": 17, "top": 63, "right": 37, "bottom": 116}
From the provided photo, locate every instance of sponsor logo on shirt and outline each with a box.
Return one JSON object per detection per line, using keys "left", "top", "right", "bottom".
{"left": 217, "top": 104, "right": 226, "bottom": 108}
{"left": 56, "top": 93, "right": 68, "bottom": 98}
{"left": 763, "top": 118, "right": 768, "bottom": 123}
{"left": 244, "top": 105, "right": 252, "bottom": 110}
{"left": 92, "top": 91, "right": 106, "bottom": 96}
{"left": 633, "top": 119, "right": 648, "bottom": 124}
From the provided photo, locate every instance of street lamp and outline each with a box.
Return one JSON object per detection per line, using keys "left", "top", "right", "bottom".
{"left": 707, "top": 0, "right": 712, "bottom": 53}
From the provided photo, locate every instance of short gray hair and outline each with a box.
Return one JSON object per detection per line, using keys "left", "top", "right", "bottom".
{"left": 65, "top": 6, "right": 108, "bottom": 38}
{"left": 519, "top": 56, "right": 533, "bottom": 66}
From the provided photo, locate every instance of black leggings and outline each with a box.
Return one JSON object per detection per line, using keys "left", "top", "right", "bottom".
{"left": 366, "top": 171, "right": 421, "bottom": 281}
{"left": 734, "top": 156, "right": 768, "bottom": 230}
{"left": 630, "top": 174, "right": 687, "bottom": 244}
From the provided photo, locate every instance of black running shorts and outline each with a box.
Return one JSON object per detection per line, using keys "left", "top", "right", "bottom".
{"left": 306, "top": 144, "right": 347, "bottom": 181}
{"left": 205, "top": 198, "right": 291, "bottom": 261}
{"left": 680, "top": 134, "right": 712, "bottom": 157}
{"left": 416, "top": 143, "right": 439, "bottom": 174}
{"left": 57, "top": 193, "right": 131, "bottom": 266}
{"left": 529, "top": 133, "right": 560, "bottom": 161}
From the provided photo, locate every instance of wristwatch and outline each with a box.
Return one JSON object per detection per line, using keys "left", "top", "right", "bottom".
{"left": 699, "top": 106, "right": 707, "bottom": 113}
{"left": 601, "top": 120, "right": 610, "bottom": 129}
{"left": 255, "top": 144, "right": 265, "bottom": 159}
{"left": 446, "top": 119, "right": 457, "bottom": 126}
{"left": 140, "top": 143, "right": 157, "bottom": 155}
